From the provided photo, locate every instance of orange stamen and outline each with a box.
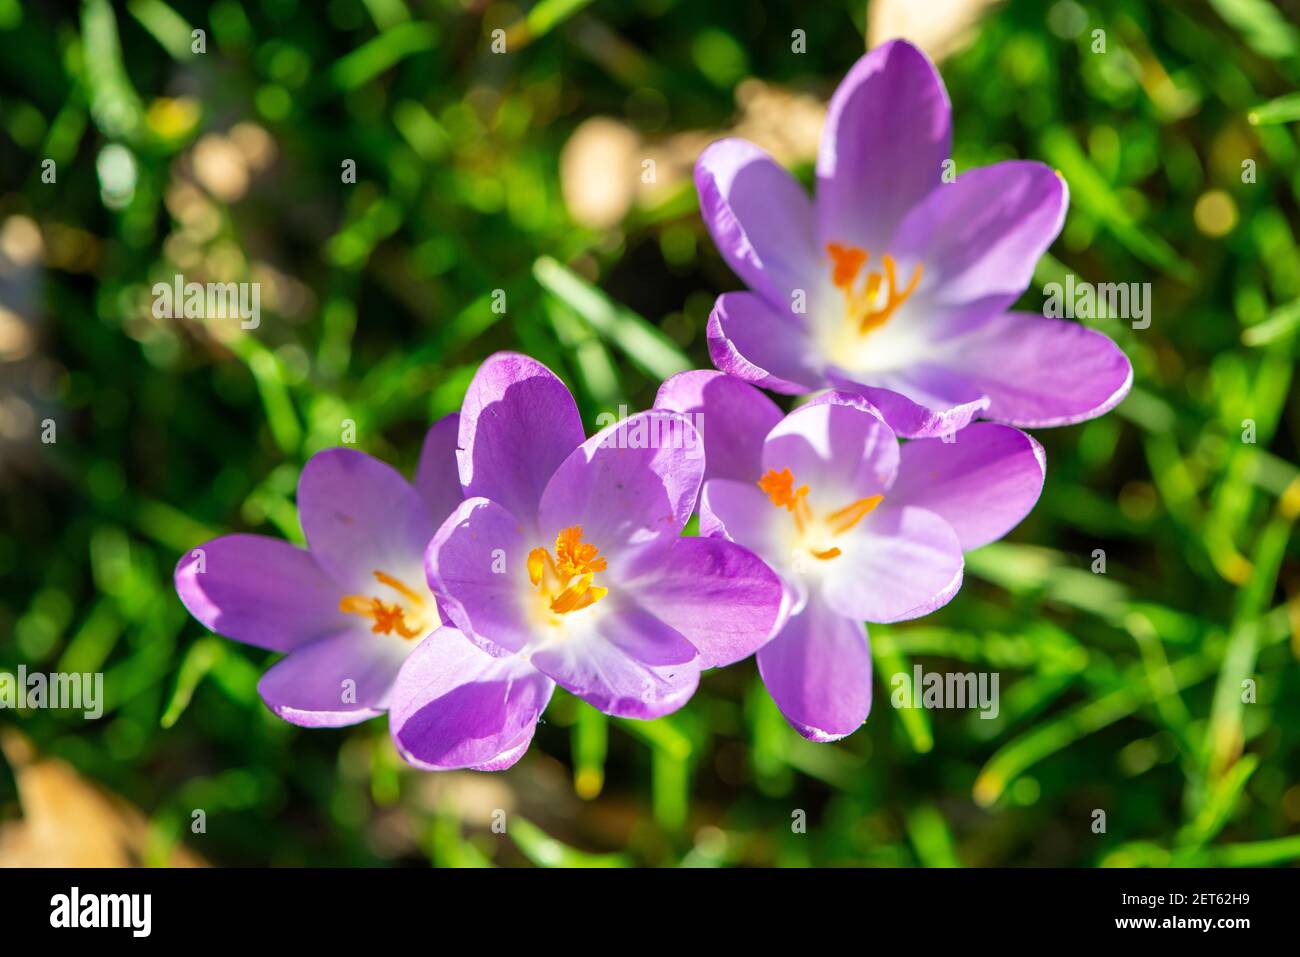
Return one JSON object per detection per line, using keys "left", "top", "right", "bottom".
{"left": 826, "top": 495, "right": 884, "bottom": 535}
{"left": 530, "top": 527, "right": 609, "bottom": 616}
{"left": 757, "top": 470, "right": 884, "bottom": 563}
{"left": 824, "top": 243, "right": 923, "bottom": 336}
{"left": 339, "top": 570, "right": 428, "bottom": 639}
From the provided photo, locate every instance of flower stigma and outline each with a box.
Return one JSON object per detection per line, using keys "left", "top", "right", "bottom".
{"left": 758, "top": 467, "right": 883, "bottom": 563}
{"left": 826, "top": 243, "right": 923, "bottom": 336}
{"left": 528, "top": 526, "right": 609, "bottom": 624}
{"left": 339, "top": 570, "right": 438, "bottom": 639}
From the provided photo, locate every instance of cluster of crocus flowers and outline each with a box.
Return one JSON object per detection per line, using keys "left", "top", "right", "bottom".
{"left": 176, "top": 354, "right": 784, "bottom": 768}
{"left": 174, "top": 38, "right": 1132, "bottom": 763}
{"left": 673, "top": 38, "right": 1131, "bottom": 738}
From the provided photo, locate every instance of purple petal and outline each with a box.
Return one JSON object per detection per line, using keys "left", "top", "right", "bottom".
{"left": 757, "top": 594, "right": 872, "bottom": 742}
{"left": 458, "top": 352, "right": 585, "bottom": 528}
{"left": 707, "top": 292, "right": 823, "bottom": 394}
{"left": 389, "top": 626, "right": 554, "bottom": 771}
{"left": 820, "top": 504, "right": 964, "bottom": 623}
{"left": 934, "top": 312, "right": 1134, "bottom": 427}
{"left": 257, "top": 630, "right": 408, "bottom": 727}
{"left": 695, "top": 138, "right": 819, "bottom": 313}
{"left": 891, "top": 423, "right": 1045, "bottom": 551}
{"left": 827, "top": 370, "right": 989, "bottom": 439}
{"left": 622, "top": 536, "right": 784, "bottom": 668}
{"left": 415, "top": 413, "right": 463, "bottom": 524}
{"left": 530, "top": 597, "right": 700, "bottom": 719}
{"left": 816, "top": 40, "right": 951, "bottom": 253}
{"left": 700, "top": 478, "right": 783, "bottom": 552}
{"left": 761, "top": 396, "right": 899, "bottom": 500}
{"left": 425, "top": 497, "right": 532, "bottom": 656}
{"left": 174, "top": 534, "right": 346, "bottom": 653}
{"left": 537, "top": 411, "right": 703, "bottom": 558}
{"left": 297, "top": 448, "right": 433, "bottom": 588}
{"left": 891, "top": 161, "right": 1068, "bottom": 329}
{"left": 654, "top": 370, "right": 782, "bottom": 483}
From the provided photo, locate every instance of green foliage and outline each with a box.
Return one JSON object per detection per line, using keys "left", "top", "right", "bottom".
{"left": 1, "top": 0, "right": 1298, "bottom": 867}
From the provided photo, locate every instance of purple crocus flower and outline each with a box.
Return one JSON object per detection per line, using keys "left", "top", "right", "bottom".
{"left": 174, "top": 416, "right": 551, "bottom": 771}
{"left": 657, "top": 370, "right": 1046, "bottom": 741}
{"left": 424, "top": 352, "right": 785, "bottom": 722}
{"left": 696, "top": 39, "right": 1132, "bottom": 438}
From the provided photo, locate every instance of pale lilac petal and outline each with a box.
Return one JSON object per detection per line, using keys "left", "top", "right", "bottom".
{"left": 622, "top": 536, "right": 784, "bottom": 668}
{"left": 816, "top": 40, "right": 951, "bottom": 252}
{"left": 934, "top": 312, "right": 1134, "bottom": 427}
{"left": 654, "top": 370, "right": 782, "bottom": 483}
{"left": 700, "top": 477, "right": 781, "bottom": 548}
{"left": 891, "top": 423, "right": 1045, "bottom": 550}
{"left": 695, "top": 138, "right": 819, "bottom": 312}
{"left": 425, "top": 497, "right": 532, "bottom": 656}
{"left": 457, "top": 352, "right": 585, "bottom": 527}
{"left": 537, "top": 411, "right": 703, "bottom": 557}
{"left": 389, "top": 626, "right": 554, "bottom": 771}
{"left": 820, "top": 504, "right": 964, "bottom": 623}
{"left": 415, "top": 413, "right": 463, "bottom": 524}
{"left": 757, "top": 595, "right": 872, "bottom": 742}
{"left": 891, "top": 161, "right": 1068, "bottom": 328}
{"left": 174, "top": 534, "right": 346, "bottom": 653}
{"left": 297, "top": 448, "right": 433, "bottom": 588}
{"left": 530, "top": 598, "right": 700, "bottom": 720}
{"left": 707, "top": 292, "right": 823, "bottom": 394}
{"left": 827, "top": 370, "right": 989, "bottom": 440}
{"left": 257, "top": 631, "right": 407, "bottom": 728}
{"left": 760, "top": 396, "right": 899, "bottom": 501}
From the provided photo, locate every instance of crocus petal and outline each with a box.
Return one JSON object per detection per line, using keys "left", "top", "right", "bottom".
{"left": 820, "top": 504, "right": 964, "bottom": 623}
{"left": 700, "top": 477, "right": 781, "bottom": 547}
{"left": 537, "top": 411, "right": 703, "bottom": 558}
{"left": 695, "top": 138, "right": 819, "bottom": 313}
{"left": 457, "top": 352, "right": 585, "bottom": 527}
{"left": 256, "top": 631, "right": 406, "bottom": 727}
{"left": 707, "top": 292, "right": 823, "bottom": 394}
{"left": 529, "top": 597, "right": 700, "bottom": 719}
{"left": 654, "top": 370, "right": 782, "bottom": 483}
{"left": 297, "top": 448, "right": 433, "bottom": 588}
{"left": 816, "top": 39, "right": 952, "bottom": 253}
{"left": 757, "top": 594, "right": 872, "bottom": 743}
{"left": 425, "top": 497, "right": 532, "bottom": 656}
{"left": 415, "top": 413, "right": 463, "bottom": 523}
{"left": 621, "top": 536, "right": 784, "bottom": 668}
{"left": 761, "top": 395, "right": 899, "bottom": 501}
{"left": 175, "top": 534, "right": 346, "bottom": 653}
{"left": 890, "top": 423, "right": 1045, "bottom": 551}
{"left": 933, "top": 312, "right": 1134, "bottom": 427}
{"left": 827, "top": 370, "right": 989, "bottom": 440}
{"left": 891, "top": 161, "right": 1068, "bottom": 329}
{"left": 389, "top": 626, "right": 554, "bottom": 771}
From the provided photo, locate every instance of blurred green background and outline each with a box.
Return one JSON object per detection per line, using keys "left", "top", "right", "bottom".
{"left": 2, "top": 0, "right": 1300, "bottom": 867}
